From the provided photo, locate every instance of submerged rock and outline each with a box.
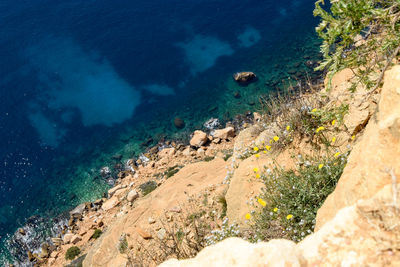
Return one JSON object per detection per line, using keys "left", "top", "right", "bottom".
{"left": 233, "top": 72, "right": 256, "bottom": 83}
{"left": 174, "top": 117, "right": 185, "bottom": 129}
{"left": 203, "top": 118, "right": 221, "bottom": 130}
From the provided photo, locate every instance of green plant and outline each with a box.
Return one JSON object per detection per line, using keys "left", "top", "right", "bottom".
{"left": 91, "top": 229, "right": 102, "bottom": 239}
{"left": 252, "top": 152, "right": 348, "bottom": 242}
{"left": 139, "top": 181, "right": 158, "bottom": 196}
{"left": 65, "top": 246, "right": 81, "bottom": 261}
{"left": 217, "top": 194, "right": 227, "bottom": 218}
{"left": 314, "top": 0, "right": 400, "bottom": 91}
{"left": 203, "top": 156, "right": 215, "bottom": 162}
{"left": 118, "top": 234, "right": 128, "bottom": 254}
{"left": 164, "top": 165, "right": 181, "bottom": 179}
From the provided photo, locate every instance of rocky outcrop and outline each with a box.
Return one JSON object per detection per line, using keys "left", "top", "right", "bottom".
{"left": 189, "top": 130, "right": 208, "bottom": 148}
{"left": 161, "top": 184, "right": 400, "bottom": 266}
{"left": 315, "top": 66, "right": 400, "bottom": 229}
{"left": 233, "top": 72, "right": 256, "bottom": 83}
{"left": 212, "top": 127, "right": 235, "bottom": 140}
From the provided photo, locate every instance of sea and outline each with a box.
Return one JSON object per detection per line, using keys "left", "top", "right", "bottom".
{"left": 0, "top": 0, "right": 322, "bottom": 264}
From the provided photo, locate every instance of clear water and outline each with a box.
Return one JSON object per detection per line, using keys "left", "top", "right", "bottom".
{"left": 0, "top": 0, "right": 321, "bottom": 264}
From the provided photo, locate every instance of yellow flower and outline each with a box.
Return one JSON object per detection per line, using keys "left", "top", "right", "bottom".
{"left": 253, "top": 167, "right": 259, "bottom": 172}
{"left": 311, "top": 108, "right": 317, "bottom": 113}
{"left": 331, "top": 137, "right": 336, "bottom": 143}
{"left": 351, "top": 135, "right": 356, "bottom": 140}
{"left": 286, "top": 125, "right": 291, "bottom": 131}
{"left": 273, "top": 136, "right": 279, "bottom": 142}
{"left": 331, "top": 120, "right": 336, "bottom": 126}
{"left": 255, "top": 154, "right": 260, "bottom": 158}
{"left": 273, "top": 207, "right": 278, "bottom": 212}
{"left": 257, "top": 198, "right": 267, "bottom": 207}
{"left": 263, "top": 150, "right": 267, "bottom": 154}
{"left": 318, "top": 163, "right": 324, "bottom": 169}
{"left": 255, "top": 173, "right": 261, "bottom": 179}
{"left": 265, "top": 145, "right": 271, "bottom": 151}
{"left": 269, "top": 140, "right": 273, "bottom": 144}
{"left": 334, "top": 152, "right": 340, "bottom": 158}
{"left": 245, "top": 213, "right": 251, "bottom": 220}
{"left": 253, "top": 146, "right": 259, "bottom": 152}
{"left": 286, "top": 214, "right": 293, "bottom": 220}
{"left": 316, "top": 126, "right": 325, "bottom": 133}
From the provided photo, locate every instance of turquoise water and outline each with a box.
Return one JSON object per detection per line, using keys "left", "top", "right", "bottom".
{"left": 0, "top": 0, "right": 321, "bottom": 264}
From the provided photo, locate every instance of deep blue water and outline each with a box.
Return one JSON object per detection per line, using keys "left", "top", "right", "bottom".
{"left": 0, "top": 0, "right": 321, "bottom": 263}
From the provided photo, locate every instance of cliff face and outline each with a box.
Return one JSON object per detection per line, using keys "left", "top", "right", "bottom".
{"left": 159, "top": 66, "right": 400, "bottom": 266}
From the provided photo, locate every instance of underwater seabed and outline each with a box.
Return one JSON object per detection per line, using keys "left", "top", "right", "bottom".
{"left": 0, "top": 29, "right": 323, "bottom": 267}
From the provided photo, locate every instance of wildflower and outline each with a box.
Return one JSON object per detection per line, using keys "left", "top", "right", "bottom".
{"left": 351, "top": 135, "right": 356, "bottom": 140}
{"left": 257, "top": 198, "right": 267, "bottom": 207}
{"left": 273, "top": 136, "right": 279, "bottom": 142}
{"left": 255, "top": 154, "right": 260, "bottom": 158}
{"left": 255, "top": 173, "right": 261, "bottom": 179}
{"left": 253, "top": 146, "right": 259, "bottom": 152}
{"left": 331, "top": 120, "right": 336, "bottom": 126}
{"left": 286, "top": 214, "right": 293, "bottom": 220}
{"left": 331, "top": 137, "right": 336, "bottom": 143}
{"left": 273, "top": 207, "right": 278, "bottom": 212}
{"left": 245, "top": 213, "right": 251, "bottom": 220}
{"left": 318, "top": 163, "right": 324, "bottom": 169}
{"left": 253, "top": 167, "right": 259, "bottom": 173}
{"left": 286, "top": 125, "right": 291, "bottom": 131}
{"left": 263, "top": 151, "right": 267, "bottom": 154}
{"left": 311, "top": 108, "right": 317, "bottom": 113}
{"left": 315, "top": 126, "right": 325, "bottom": 133}
{"left": 269, "top": 140, "right": 273, "bottom": 144}
{"left": 265, "top": 145, "right": 271, "bottom": 151}
{"left": 334, "top": 152, "right": 340, "bottom": 158}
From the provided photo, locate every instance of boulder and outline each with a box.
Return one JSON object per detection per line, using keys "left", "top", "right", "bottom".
{"left": 160, "top": 238, "right": 299, "bottom": 267}
{"left": 212, "top": 127, "right": 235, "bottom": 140}
{"left": 233, "top": 72, "right": 256, "bottom": 83}
{"left": 102, "top": 197, "right": 120, "bottom": 211}
{"left": 63, "top": 233, "right": 74, "bottom": 244}
{"left": 135, "top": 227, "right": 152, "bottom": 240}
{"left": 189, "top": 130, "right": 208, "bottom": 148}
{"left": 126, "top": 189, "right": 139, "bottom": 202}
{"left": 108, "top": 185, "right": 123, "bottom": 197}
{"left": 71, "top": 235, "right": 82, "bottom": 244}
{"left": 316, "top": 65, "right": 400, "bottom": 230}
{"left": 70, "top": 203, "right": 86, "bottom": 217}
{"left": 158, "top": 148, "right": 175, "bottom": 159}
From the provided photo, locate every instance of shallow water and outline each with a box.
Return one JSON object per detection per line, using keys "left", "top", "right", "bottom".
{"left": 0, "top": 0, "right": 321, "bottom": 263}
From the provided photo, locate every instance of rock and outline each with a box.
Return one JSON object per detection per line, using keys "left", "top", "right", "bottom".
{"left": 51, "top": 237, "right": 62, "bottom": 246}
{"left": 232, "top": 124, "right": 263, "bottom": 162}
{"left": 102, "top": 197, "right": 120, "bottom": 211}
{"left": 174, "top": 117, "right": 185, "bottom": 129}
{"left": 169, "top": 206, "right": 182, "bottom": 213}
{"left": 100, "top": 166, "right": 111, "bottom": 177}
{"left": 189, "top": 130, "right": 208, "bottom": 148}
{"left": 148, "top": 217, "right": 156, "bottom": 224}
{"left": 108, "top": 184, "right": 124, "bottom": 197}
{"left": 70, "top": 203, "right": 86, "bottom": 217}
{"left": 233, "top": 72, "right": 256, "bottom": 83}
{"left": 253, "top": 112, "right": 262, "bottom": 122}
{"left": 160, "top": 238, "right": 299, "bottom": 267}
{"left": 316, "top": 65, "right": 400, "bottom": 230}
{"left": 158, "top": 147, "right": 175, "bottom": 159}
{"left": 63, "top": 233, "right": 74, "bottom": 244}
{"left": 18, "top": 228, "right": 25, "bottom": 235}
{"left": 212, "top": 127, "right": 235, "bottom": 140}
{"left": 135, "top": 227, "right": 152, "bottom": 240}
{"left": 182, "top": 147, "right": 192, "bottom": 156}
{"left": 127, "top": 190, "right": 139, "bottom": 202}
{"left": 233, "top": 91, "right": 241, "bottom": 98}
{"left": 157, "top": 228, "right": 167, "bottom": 240}
{"left": 27, "top": 251, "right": 34, "bottom": 262}
{"left": 48, "top": 258, "right": 55, "bottom": 265}
{"left": 71, "top": 235, "right": 82, "bottom": 244}
{"left": 40, "top": 243, "right": 49, "bottom": 258}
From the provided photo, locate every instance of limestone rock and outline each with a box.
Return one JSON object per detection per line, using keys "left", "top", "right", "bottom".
{"left": 158, "top": 148, "right": 175, "bottom": 159}
{"left": 212, "top": 127, "right": 235, "bottom": 140}
{"left": 63, "top": 233, "right": 74, "bottom": 244}
{"left": 71, "top": 235, "right": 82, "bottom": 244}
{"left": 233, "top": 72, "right": 256, "bottom": 83}
{"left": 126, "top": 189, "right": 139, "bottom": 202}
{"left": 232, "top": 124, "right": 263, "bottom": 162}
{"left": 316, "top": 65, "right": 400, "bottom": 230}
{"left": 135, "top": 227, "right": 152, "bottom": 239}
{"left": 190, "top": 130, "right": 208, "bottom": 148}
{"left": 160, "top": 238, "right": 299, "bottom": 267}
{"left": 108, "top": 185, "right": 123, "bottom": 197}
{"left": 70, "top": 203, "right": 86, "bottom": 217}
{"left": 102, "top": 197, "right": 120, "bottom": 211}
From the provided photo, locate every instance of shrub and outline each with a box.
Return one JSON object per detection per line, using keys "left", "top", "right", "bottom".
{"left": 314, "top": 0, "right": 400, "bottom": 91}
{"left": 118, "top": 234, "right": 128, "bottom": 254}
{"left": 203, "top": 156, "right": 215, "bottom": 162}
{"left": 164, "top": 166, "right": 181, "bottom": 179}
{"left": 252, "top": 152, "right": 348, "bottom": 242}
{"left": 217, "top": 194, "right": 227, "bottom": 218}
{"left": 91, "top": 229, "right": 102, "bottom": 239}
{"left": 139, "top": 181, "right": 157, "bottom": 196}
{"left": 65, "top": 246, "right": 80, "bottom": 260}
